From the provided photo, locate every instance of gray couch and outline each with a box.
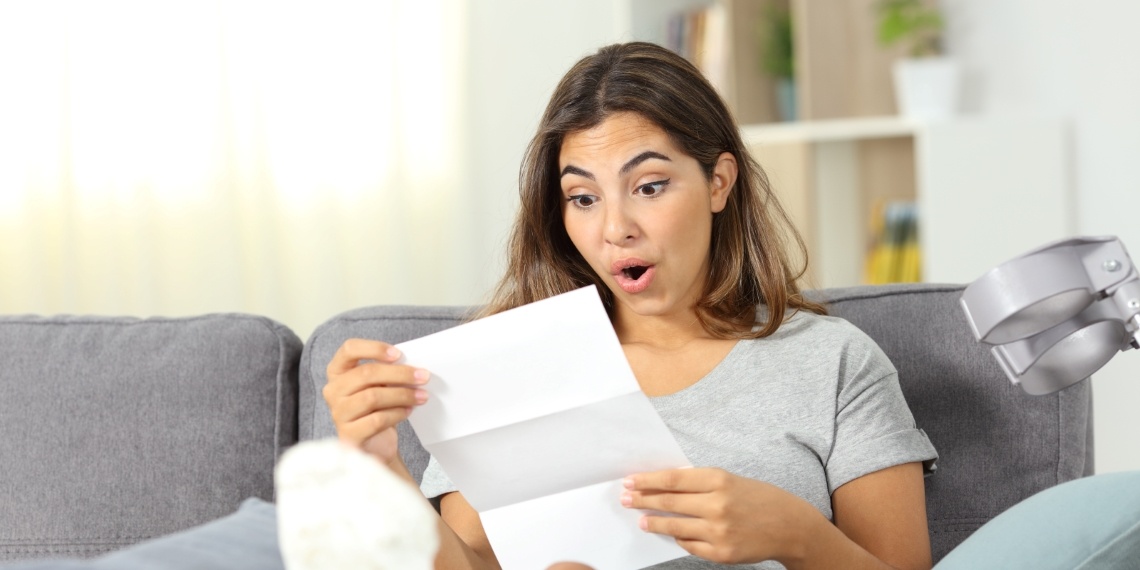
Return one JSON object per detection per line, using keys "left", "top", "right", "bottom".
{"left": 0, "top": 284, "right": 1093, "bottom": 565}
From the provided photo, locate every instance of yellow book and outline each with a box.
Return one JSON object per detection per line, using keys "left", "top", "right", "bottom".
{"left": 882, "top": 203, "right": 904, "bottom": 284}
{"left": 864, "top": 201, "right": 887, "bottom": 284}
{"left": 865, "top": 202, "right": 920, "bottom": 284}
{"left": 898, "top": 205, "right": 921, "bottom": 282}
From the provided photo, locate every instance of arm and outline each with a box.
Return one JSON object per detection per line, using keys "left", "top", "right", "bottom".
{"left": 623, "top": 462, "right": 930, "bottom": 569}
{"left": 436, "top": 492, "right": 501, "bottom": 569}
{"left": 324, "top": 339, "right": 500, "bottom": 570}
{"left": 794, "top": 462, "right": 931, "bottom": 570}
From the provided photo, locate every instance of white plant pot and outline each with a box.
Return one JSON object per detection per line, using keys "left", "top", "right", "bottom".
{"left": 892, "top": 57, "right": 961, "bottom": 120}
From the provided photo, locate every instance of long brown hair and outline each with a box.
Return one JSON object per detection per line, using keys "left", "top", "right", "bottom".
{"left": 478, "top": 42, "right": 825, "bottom": 337}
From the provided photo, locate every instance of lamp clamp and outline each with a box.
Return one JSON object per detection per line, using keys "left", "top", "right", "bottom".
{"left": 961, "top": 236, "right": 1138, "bottom": 395}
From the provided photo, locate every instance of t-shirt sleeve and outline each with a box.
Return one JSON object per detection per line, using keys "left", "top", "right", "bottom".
{"left": 825, "top": 330, "right": 938, "bottom": 494}
{"left": 419, "top": 454, "right": 459, "bottom": 500}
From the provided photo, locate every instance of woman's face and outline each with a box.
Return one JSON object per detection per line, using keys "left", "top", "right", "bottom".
{"left": 558, "top": 112, "right": 736, "bottom": 321}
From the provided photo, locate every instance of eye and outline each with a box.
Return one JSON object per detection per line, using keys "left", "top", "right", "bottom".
{"left": 567, "top": 194, "right": 598, "bottom": 209}
{"left": 635, "top": 179, "right": 670, "bottom": 198}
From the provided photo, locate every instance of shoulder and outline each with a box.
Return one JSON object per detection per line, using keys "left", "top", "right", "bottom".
{"left": 761, "top": 307, "right": 881, "bottom": 349}
{"left": 747, "top": 307, "right": 895, "bottom": 379}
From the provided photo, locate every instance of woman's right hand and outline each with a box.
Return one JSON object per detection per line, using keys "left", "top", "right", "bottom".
{"left": 323, "top": 339, "right": 430, "bottom": 468}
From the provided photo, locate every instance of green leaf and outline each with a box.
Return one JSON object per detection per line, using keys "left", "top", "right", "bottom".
{"left": 874, "top": 0, "right": 944, "bottom": 55}
{"left": 759, "top": 4, "right": 795, "bottom": 78}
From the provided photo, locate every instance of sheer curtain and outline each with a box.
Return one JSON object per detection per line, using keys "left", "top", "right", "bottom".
{"left": 0, "top": 1, "right": 476, "bottom": 339}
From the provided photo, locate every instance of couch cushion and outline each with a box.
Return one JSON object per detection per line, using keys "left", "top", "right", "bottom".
{"left": 817, "top": 283, "right": 1092, "bottom": 563}
{"left": 0, "top": 314, "right": 301, "bottom": 561}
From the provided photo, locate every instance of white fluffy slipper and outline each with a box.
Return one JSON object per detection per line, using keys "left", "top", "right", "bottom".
{"left": 275, "top": 439, "right": 440, "bottom": 570}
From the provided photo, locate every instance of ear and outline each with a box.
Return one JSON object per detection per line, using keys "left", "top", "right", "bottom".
{"left": 709, "top": 152, "right": 737, "bottom": 214}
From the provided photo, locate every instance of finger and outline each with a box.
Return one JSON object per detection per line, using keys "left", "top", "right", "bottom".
{"left": 625, "top": 467, "right": 724, "bottom": 493}
{"left": 339, "top": 362, "right": 428, "bottom": 389}
{"left": 324, "top": 363, "right": 428, "bottom": 400}
{"left": 327, "top": 338, "right": 401, "bottom": 375}
{"left": 621, "top": 490, "right": 710, "bottom": 518}
{"left": 639, "top": 513, "right": 705, "bottom": 541}
{"left": 673, "top": 538, "right": 717, "bottom": 561}
{"left": 333, "top": 386, "right": 427, "bottom": 424}
{"left": 354, "top": 362, "right": 430, "bottom": 386}
{"left": 338, "top": 408, "right": 412, "bottom": 443}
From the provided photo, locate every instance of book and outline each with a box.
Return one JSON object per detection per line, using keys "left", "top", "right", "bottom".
{"left": 865, "top": 201, "right": 920, "bottom": 284}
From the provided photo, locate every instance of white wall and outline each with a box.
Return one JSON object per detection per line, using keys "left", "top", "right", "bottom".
{"left": 943, "top": 0, "right": 1140, "bottom": 473}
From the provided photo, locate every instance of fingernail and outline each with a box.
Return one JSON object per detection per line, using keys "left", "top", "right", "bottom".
{"left": 638, "top": 516, "right": 649, "bottom": 531}
{"left": 387, "top": 347, "right": 401, "bottom": 360}
{"left": 620, "top": 492, "right": 632, "bottom": 507}
{"left": 413, "top": 369, "right": 430, "bottom": 384}
{"left": 623, "top": 477, "right": 635, "bottom": 489}
{"left": 414, "top": 389, "right": 429, "bottom": 404}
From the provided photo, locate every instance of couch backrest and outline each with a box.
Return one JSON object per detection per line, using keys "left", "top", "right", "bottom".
{"left": 299, "top": 305, "right": 467, "bottom": 481}
{"left": 0, "top": 314, "right": 301, "bottom": 561}
{"left": 299, "top": 283, "right": 1093, "bottom": 564}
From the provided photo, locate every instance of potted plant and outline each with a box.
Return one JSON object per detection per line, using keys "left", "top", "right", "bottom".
{"left": 876, "top": 0, "right": 960, "bottom": 119}
{"left": 760, "top": 4, "right": 796, "bottom": 121}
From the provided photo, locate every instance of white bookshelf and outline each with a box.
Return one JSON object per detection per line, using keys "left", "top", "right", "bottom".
{"left": 742, "top": 116, "right": 917, "bottom": 145}
{"left": 915, "top": 117, "right": 1074, "bottom": 284}
{"left": 742, "top": 116, "right": 1074, "bottom": 288}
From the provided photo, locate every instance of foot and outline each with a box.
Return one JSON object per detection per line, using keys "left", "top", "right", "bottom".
{"left": 274, "top": 439, "right": 439, "bottom": 570}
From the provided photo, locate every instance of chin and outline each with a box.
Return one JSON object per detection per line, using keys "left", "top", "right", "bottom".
{"left": 611, "top": 289, "right": 677, "bottom": 317}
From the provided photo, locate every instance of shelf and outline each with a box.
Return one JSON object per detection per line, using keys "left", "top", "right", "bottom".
{"left": 740, "top": 116, "right": 917, "bottom": 145}
{"left": 740, "top": 117, "right": 1072, "bottom": 289}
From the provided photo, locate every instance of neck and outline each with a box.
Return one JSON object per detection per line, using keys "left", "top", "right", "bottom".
{"left": 613, "top": 304, "right": 710, "bottom": 350}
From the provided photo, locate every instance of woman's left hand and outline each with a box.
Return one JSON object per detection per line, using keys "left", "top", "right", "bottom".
{"left": 621, "top": 468, "right": 822, "bottom": 566}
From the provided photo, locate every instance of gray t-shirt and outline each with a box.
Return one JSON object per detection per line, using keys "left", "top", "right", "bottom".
{"left": 419, "top": 310, "right": 938, "bottom": 569}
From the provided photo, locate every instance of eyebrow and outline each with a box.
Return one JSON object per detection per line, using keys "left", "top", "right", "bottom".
{"left": 560, "top": 165, "right": 595, "bottom": 181}
{"left": 620, "top": 151, "right": 671, "bottom": 175}
{"left": 559, "top": 150, "right": 672, "bottom": 181}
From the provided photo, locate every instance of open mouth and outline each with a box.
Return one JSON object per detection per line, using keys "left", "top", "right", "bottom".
{"left": 622, "top": 265, "right": 649, "bottom": 280}
{"left": 612, "top": 261, "right": 655, "bottom": 294}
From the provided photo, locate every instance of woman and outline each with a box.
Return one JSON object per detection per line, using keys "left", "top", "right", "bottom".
{"left": 325, "top": 42, "right": 937, "bottom": 569}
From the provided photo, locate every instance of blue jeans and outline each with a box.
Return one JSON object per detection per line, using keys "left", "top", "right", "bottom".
{"left": 4, "top": 499, "right": 284, "bottom": 570}
{"left": 933, "top": 471, "right": 1140, "bottom": 569}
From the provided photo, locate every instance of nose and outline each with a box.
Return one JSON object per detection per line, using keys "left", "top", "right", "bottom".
{"left": 602, "top": 200, "right": 638, "bottom": 245}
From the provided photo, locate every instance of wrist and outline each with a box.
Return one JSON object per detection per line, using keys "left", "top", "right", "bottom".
{"left": 776, "top": 505, "right": 830, "bottom": 569}
{"left": 384, "top": 456, "right": 415, "bottom": 484}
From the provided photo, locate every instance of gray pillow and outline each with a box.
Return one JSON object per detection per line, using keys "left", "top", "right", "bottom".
{"left": 0, "top": 314, "right": 301, "bottom": 561}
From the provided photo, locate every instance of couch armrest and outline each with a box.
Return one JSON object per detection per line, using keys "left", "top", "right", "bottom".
{"left": 0, "top": 314, "right": 301, "bottom": 561}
